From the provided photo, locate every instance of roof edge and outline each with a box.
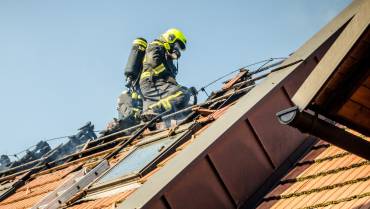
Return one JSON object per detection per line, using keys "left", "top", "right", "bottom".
{"left": 117, "top": 58, "right": 304, "bottom": 208}
{"left": 117, "top": 1, "right": 362, "bottom": 208}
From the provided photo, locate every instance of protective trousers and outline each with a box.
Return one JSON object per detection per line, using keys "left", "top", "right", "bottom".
{"left": 140, "top": 78, "right": 190, "bottom": 114}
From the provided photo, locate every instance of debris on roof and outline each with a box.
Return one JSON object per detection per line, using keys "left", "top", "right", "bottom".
{"left": 0, "top": 141, "right": 51, "bottom": 173}
{"left": 0, "top": 122, "right": 97, "bottom": 176}
{"left": 0, "top": 121, "right": 97, "bottom": 203}
{"left": 0, "top": 61, "right": 271, "bottom": 208}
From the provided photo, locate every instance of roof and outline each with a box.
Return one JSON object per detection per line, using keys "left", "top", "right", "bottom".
{"left": 116, "top": 1, "right": 370, "bottom": 208}
{"left": 66, "top": 105, "right": 234, "bottom": 209}
{"left": 0, "top": 164, "right": 80, "bottom": 209}
{"left": 292, "top": 0, "right": 370, "bottom": 136}
{"left": 258, "top": 132, "right": 370, "bottom": 209}
{"left": 0, "top": 66, "right": 272, "bottom": 209}
{"left": 0, "top": 1, "right": 369, "bottom": 208}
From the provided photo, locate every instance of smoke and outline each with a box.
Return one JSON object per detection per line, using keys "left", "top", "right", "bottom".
{"left": 46, "top": 122, "right": 97, "bottom": 163}
{"left": 0, "top": 122, "right": 97, "bottom": 174}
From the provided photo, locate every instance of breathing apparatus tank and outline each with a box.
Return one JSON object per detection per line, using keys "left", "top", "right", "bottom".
{"left": 124, "top": 37, "right": 147, "bottom": 82}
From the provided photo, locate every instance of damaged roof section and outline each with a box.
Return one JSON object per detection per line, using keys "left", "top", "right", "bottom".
{"left": 0, "top": 64, "right": 271, "bottom": 209}
{"left": 1, "top": 1, "right": 369, "bottom": 209}
{"left": 63, "top": 73, "right": 251, "bottom": 209}
{"left": 66, "top": 104, "right": 237, "bottom": 209}
{"left": 0, "top": 122, "right": 97, "bottom": 177}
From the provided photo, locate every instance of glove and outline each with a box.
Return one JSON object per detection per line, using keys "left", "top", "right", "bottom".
{"left": 168, "top": 42, "right": 182, "bottom": 60}
{"left": 106, "top": 118, "right": 119, "bottom": 131}
{"left": 188, "top": 86, "right": 198, "bottom": 105}
{"left": 125, "top": 76, "right": 134, "bottom": 89}
{"left": 168, "top": 49, "right": 181, "bottom": 59}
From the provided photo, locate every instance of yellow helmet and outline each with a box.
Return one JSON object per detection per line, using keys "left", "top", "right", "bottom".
{"left": 161, "top": 28, "right": 187, "bottom": 50}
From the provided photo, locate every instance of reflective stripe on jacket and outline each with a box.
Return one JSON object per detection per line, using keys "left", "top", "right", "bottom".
{"left": 140, "top": 40, "right": 177, "bottom": 82}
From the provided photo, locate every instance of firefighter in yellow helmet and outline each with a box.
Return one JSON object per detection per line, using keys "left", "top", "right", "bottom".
{"left": 140, "top": 28, "right": 191, "bottom": 120}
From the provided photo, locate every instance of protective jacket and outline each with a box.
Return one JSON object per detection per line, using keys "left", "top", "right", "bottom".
{"left": 140, "top": 40, "right": 178, "bottom": 83}
{"left": 139, "top": 40, "right": 190, "bottom": 113}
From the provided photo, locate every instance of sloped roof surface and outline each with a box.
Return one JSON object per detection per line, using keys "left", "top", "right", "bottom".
{"left": 0, "top": 1, "right": 368, "bottom": 208}
{"left": 0, "top": 164, "right": 79, "bottom": 209}
{"left": 0, "top": 66, "right": 249, "bottom": 209}
{"left": 258, "top": 133, "right": 370, "bottom": 209}
{"left": 67, "top": 106, "right": 231, "bottom": 208}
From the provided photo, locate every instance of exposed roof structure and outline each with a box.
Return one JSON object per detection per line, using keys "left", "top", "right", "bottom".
{"left": 0, "top": 67, "right": 269, "bottom": 209}
{"left": 0, "top": 0, "right": 369, "bottom": 208}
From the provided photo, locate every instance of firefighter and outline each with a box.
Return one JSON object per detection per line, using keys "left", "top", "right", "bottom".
{"left": 101, "top": 38, "right": 147, "bottom": 136}
{"left": 101, "top": 89, "right": 143, "bottom": 136}
{"left": 140, "top": 28, "right": 191, "bottom": 121}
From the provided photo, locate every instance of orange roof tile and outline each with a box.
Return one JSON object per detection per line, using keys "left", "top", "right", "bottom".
{"left": 0, "top": 164, "right": 80, "bottom": 209}
{"left": 0, "top": 50, "right": 257, "bottom": 209}
{"left": 258, "top": 141, "right": 370, "bottom": 209}
{"left": 65, "top": 103, "right": 234, "bottom": 208}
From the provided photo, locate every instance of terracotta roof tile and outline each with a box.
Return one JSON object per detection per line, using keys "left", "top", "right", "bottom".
{"left": 0, "top": 165, "right": 79, "bottom": 209}
{"left": 0, "top": 70, "right": 286, "bottom": 209}
{"left": 296, "top": 164, "right": 369, "bottom": 208}
{"left": 0, "top": 192, "right": 46, "bottom": 209}
{"left": 64, "top": 105, "right": 234, "bottom": 208}
{"left": 259, "top": 140, "right": 370, "bottom": 209}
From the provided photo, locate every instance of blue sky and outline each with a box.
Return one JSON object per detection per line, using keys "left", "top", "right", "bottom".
{"left": 0, "top": 0, "right": 350, "bottom": 157}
